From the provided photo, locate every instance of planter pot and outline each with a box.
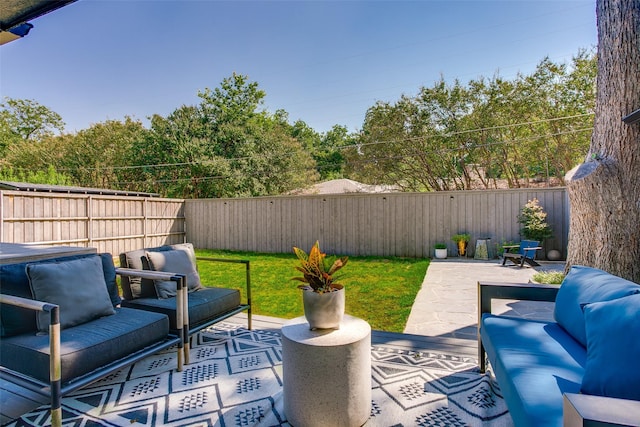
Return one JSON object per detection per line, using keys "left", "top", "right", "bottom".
{"left": 302, "top": 285, "right": 345, "bottom": 330}
{"left": 434, "top": 248, "right": 447, "bottom": 259}
{"left": 457, "top": 241, "right": 468, "bottom": 256}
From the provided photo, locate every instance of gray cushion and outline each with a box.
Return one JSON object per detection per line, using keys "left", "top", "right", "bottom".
{"left": 146, "top": 249, "right": 203, "bottom": 298}
{"left": 121, "top": 287, "right": 241, "bottom": 331}
{"left": 27, "top": 256, "right": 116, "bottom": 332}
{"left": 119, "top": 248, "right": 159, "bottom": 299}
{"left": 169, "top": 243, "right": 198, "bottom": 271}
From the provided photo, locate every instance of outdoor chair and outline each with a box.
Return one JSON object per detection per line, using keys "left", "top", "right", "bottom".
{"left": 118, "top": 243, "right": 251, "bottom": 364}
{"left": 501, "top": 240, "right": 541, "bottom": 267}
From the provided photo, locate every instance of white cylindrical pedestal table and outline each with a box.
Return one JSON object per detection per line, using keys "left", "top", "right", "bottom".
{"left": 282, "top": 315, "right": 372, "bottom": 427}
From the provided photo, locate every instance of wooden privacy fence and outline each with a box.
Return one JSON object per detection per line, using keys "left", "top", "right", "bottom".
{"left": 1, "top": 188, "right": 568, "bottom": 259}
{"left": 185, "top": 188, "right": 569, "bottom": 259}
{"left": 0, "top": 191, "right": 186, "bottom": 255}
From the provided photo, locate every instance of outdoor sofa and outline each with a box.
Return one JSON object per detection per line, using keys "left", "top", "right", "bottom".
{"left": 0, "top": 252, "right": 184, "bottom": 427}
{"left": 479, "top": 265, "right": 640, "bottom": 426}
{"left": 118, "top": 243, "right": 252, "bottom": 363}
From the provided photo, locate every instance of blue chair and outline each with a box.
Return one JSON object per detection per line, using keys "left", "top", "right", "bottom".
{"left": 501, "top": 240, "right": 541, "bottom": 267}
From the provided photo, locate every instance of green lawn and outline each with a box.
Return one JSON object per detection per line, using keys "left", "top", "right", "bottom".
{"left": 195, "top": 249, "right": 430, "bottom": 333}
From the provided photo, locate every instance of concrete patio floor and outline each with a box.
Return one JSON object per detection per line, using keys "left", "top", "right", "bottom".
{"left": 404, "top": 258, "right": 564, "bottom": 340}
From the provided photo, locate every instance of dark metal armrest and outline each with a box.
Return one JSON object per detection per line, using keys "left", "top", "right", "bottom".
{"left": 478, "top": 281, "right": 559, "bottom": 315}
{"left": 0, "top": 294, "right": 62, "bottom": 427}
{"left": 477, "top": 281, "right": 559, "bottom": 372}
{"left": 564, "top": 393, "right": 640, "bottom": 427}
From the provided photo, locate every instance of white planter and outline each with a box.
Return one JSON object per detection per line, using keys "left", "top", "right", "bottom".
{"left": 302, "top": 285, "right": 345, "bottom": 330}
{"left": 434, "top": 248, "right": 448, "bottom": 259}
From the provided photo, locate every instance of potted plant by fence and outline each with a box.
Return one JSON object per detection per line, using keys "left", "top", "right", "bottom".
{"left": 452, "top": 233, "right": 471, "bottom": 257}
{"left": 292, "top": 241, "right": 348, "bottom": 330}
{"left": 434, "top": 243, "right": 447, "bottom": 259}
{"left": 518, "top": 198, "right": 553, "bottom": 243}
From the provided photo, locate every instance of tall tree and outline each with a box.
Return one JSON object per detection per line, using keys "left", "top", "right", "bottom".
{"left": 127, "top": 74, "right": 318, "bottom": 198}
{"left": 565, "top": 0, "right": 640, "bottom": 281}
{"left": 5, "top": 118, "right": 147, "bottom": 190}
{"left": 348, "top": 53, "right": 595, "bottom": 191}
{"left": 0, "top": 98, "right": 64, "bottom": 158}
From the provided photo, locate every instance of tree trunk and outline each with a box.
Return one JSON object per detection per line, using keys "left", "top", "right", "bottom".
{"left": 565, "top": 0, "right": 640, "bottom": 282}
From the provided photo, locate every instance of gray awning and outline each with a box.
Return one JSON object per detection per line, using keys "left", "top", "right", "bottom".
{"left": 1, "top": 0, "right": 77, "bottom": 44}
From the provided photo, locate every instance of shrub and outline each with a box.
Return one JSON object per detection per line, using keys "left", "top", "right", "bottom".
{"left": 518, "top": 198, "right": 553, "bottom": 242}
{"left": 532, "top": 271, "right": 565, "bottom": 284}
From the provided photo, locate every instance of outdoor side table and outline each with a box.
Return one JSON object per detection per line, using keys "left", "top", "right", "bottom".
{"left": 282, "top": 315, "right": 372, "bottom": 427}
{"left": 474, "top": 238, "right": 491, "bottom": 260}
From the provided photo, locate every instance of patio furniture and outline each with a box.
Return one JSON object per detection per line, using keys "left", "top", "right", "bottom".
{"left": 282, "top": 315, "right": 371, "bottom": 427}
{"left": 478, "top": 265, "right": 640, "bottom": 427}
{"left": 0, "top": 252, "right": 183, "bottom": 427}
{"left": 118, "top": 243, "right": 252, "bottom": 363}
{"left": 501, "top": 239, "right": 541, "bottom": 267}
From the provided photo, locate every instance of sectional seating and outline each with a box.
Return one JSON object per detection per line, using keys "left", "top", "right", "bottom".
{"left": 478, "top": 265, "right": 640, "bottom": 426}
{"left": 0, "top": 253, "right": 182, "bottom": 427}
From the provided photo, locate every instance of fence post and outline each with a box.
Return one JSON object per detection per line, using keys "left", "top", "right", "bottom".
{"left": 87, "top": 196, "right": 93, "bottom": 248}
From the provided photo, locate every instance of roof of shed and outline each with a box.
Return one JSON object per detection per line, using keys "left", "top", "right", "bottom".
{"left": 0, "top": 181, "right": 160, "bottom": 197}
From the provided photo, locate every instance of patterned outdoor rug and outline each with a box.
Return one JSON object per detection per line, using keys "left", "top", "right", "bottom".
{"left": 8, "top": 323, "right": 513, "bottom": 427}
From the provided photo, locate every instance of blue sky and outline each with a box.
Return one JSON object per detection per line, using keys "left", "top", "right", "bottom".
{"left": 1, "top": 0, "right": 597, "bottom": 135}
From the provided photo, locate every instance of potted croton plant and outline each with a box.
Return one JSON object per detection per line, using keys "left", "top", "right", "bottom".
{"left": 292, "top": 241, "right": 348, "bottom": 330}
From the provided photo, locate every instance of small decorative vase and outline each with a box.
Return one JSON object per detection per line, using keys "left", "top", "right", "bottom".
{"left": 302, "top": 285, "right": 345, "bottom": 330}
{"left": 457, "top": 241, "right": 467, "bottom": 256}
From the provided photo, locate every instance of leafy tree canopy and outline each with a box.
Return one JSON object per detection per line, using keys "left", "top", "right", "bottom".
{"left": 0, "top": 98, "right": 65, "bottom": 158}
{"left": 349, "top": 50, "right": 596, "bottom": 191}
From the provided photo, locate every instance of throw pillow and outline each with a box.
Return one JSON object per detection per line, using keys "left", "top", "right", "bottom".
{"left": 146, "top": 249, "right": 203, "bottom": 299}
{"left": 581, "top": 293, "right": 640, "bottom": 400}
{"left": 169, "top": 243, "right": 198, "bottom": 271}
{"left": 27, "top": 255, "right": 116, "bottom": 333}
{"left": 119, "top": 249, "right": 158, "bottom": 299}
{"left": 99, "top": 253, "right": 122, "bottom": 307}
{"left": 554, "top": 265, "right": 639, "bottom": 346}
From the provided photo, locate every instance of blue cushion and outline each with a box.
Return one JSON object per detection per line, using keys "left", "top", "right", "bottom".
{"left": 554, "top": 265, "right": 639, "bottom": 346}
{"left": 27, "top": 256, "right": 116, "bottom": 332}
{"left": 99, "top": 253, "right": 122, "bottom": 307}
{"left": 122, "top": 286, "right": 240, "bottom": 331}
{"left": 481, "top": 314, "right": 586, "bottom": 427}
{"left": 0, "top": 262, "right": 39, "bottom": 336}
{"left": 0, "top": 307, "right": 169, "bottom": 384}
{"left": 1, "top": 253, "right": 118, "bottom": 337}
{"left": 581, "top": 293, "right": 640, "bottom": 400}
